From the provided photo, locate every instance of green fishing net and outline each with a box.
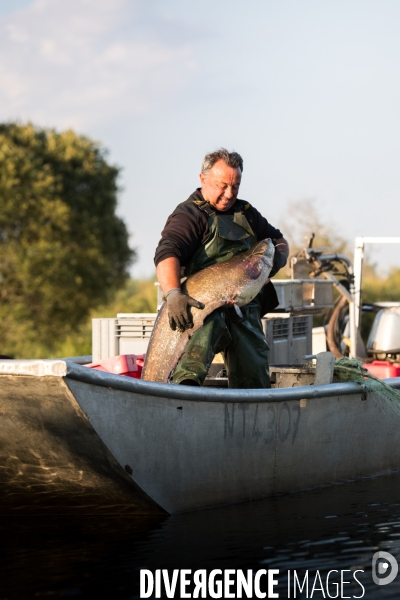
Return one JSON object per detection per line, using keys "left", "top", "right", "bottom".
{"left": 334, "top": 357, "right": 400, "bottom": 417}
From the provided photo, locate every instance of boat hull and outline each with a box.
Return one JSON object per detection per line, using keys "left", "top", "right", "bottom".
{"left": 1, "top": 359, "right": 400, "bottom": 514}
{"left": 66, "top": 376, "right": 400, "bottom": 513}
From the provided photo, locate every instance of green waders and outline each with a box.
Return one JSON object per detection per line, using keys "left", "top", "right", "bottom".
{"left": 171, "top": 200, "right": 271, "bottom": 389}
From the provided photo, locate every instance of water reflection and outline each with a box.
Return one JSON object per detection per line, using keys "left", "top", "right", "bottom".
{"left": 2, "top": 473, "right": 400, "bottom": 598}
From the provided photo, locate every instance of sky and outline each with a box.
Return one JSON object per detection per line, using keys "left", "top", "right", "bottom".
{"left": 1, "top": 0, "right": 400, "bottom": 276}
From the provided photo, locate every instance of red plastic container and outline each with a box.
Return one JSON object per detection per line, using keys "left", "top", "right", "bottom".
{"left": 362, "top": 360, "right": 400, "bottom": 379}
{"left": 85, "top": 354, "right": 145, "bottom": 379}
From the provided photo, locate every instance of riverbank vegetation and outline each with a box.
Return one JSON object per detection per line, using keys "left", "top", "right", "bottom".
{"left": 279, "top": 199, "right": 400, "bottom": 304}
{"left": 1, "top": 125, "right": 399, "bottom": 358}
{"left": 45, "top": 277, "right": 158, "bottom": 360}
{"left": 0, "top": 122, "right": 134, "bottom": 358}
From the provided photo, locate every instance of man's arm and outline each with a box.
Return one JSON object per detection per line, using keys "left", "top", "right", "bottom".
{"left": 154, "top": 197, "right": 208, "bottom": 271}
{"left": 156, "top": 257, "right": 204, "bottom": 331}
{"left": 275, "top": 237, "right": 289, "bottom": 258}
{"left": 270, "top": 237, "right": 290, "bottom": 277}
{"left": 156, "top": 257, "right": 181, "bottom": 296}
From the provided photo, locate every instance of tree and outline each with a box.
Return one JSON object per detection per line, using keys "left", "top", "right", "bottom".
{"left": 278, "top": 199, "right": 351, "bottom": 257}
{"left": 274, "top": 199, "right": 353, "bottom": 281}
{"left": 0, "top": 123, "right": 134, "bottom": 357}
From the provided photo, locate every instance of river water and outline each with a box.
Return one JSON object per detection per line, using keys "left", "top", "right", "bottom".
{"left": 2, "top": 473, "right": 400, "bottom": 599}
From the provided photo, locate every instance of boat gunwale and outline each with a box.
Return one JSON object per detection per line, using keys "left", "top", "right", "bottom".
{"left": 65, "top": 361, "right": 400, "bottom": 403}
{"left": 2, "top": 358, "right": 400, "bottom": 403}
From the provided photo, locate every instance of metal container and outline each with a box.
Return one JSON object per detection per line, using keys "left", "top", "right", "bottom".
{"left": 204, "top": 364, "right": 315, "bottom": 388}
{"left": 272, "top": 279, "right": 334, "bottom": 313}
{"left": 269, "top": 365, "right": 315, "bottom": 388}
{"left": 367, "top": 307, "right": 400, "bottom": 354}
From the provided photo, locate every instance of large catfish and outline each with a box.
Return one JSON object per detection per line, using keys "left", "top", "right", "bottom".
{"left": 141, "top": 238, "right": 275, "bottom": 383}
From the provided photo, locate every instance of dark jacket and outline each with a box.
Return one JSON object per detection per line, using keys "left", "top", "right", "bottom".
{"left": 154, "top": 189, "right": 284, "bottom": 269}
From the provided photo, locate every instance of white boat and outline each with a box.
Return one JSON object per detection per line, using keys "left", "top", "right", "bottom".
{"left": 1, "top": 357, "right": 400, "bottom": 515}
{"left": 2, "top": 236, "right": 400, "bottom": 515}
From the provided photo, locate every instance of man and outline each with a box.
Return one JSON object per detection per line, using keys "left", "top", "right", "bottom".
{"left": 154, "top": 148, "right": 289, "bottom": 388}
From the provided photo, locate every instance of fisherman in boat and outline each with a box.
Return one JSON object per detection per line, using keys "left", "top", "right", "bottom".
{"left": 154, "top": 148, "right": 289, "bottom": 388}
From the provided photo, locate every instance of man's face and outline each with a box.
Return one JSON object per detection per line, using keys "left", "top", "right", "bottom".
{"left": 200, "top": 159, "right": 242, "bottom": 211}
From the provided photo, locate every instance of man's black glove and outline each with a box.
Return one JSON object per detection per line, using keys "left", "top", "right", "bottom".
{"left": 269, "top": 249, "right": 287, "bottom": 278}
{"left": 165, "top": 288, "right": 205, "bottom": 332}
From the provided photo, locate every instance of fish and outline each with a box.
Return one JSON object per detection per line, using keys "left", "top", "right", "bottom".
{"left": 141, "top": 238, "right": 275, "bottom": 383}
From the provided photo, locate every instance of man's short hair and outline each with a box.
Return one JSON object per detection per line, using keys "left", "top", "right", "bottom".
{"left": 201, "top": 148, "right": 243, "bottom": 175}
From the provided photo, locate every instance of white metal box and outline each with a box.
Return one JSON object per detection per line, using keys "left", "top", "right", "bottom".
{"left": 272, "top": 279, "right": 334, "bottom": 313}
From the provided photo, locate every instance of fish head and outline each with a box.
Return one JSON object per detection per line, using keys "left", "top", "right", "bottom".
{"left": 232, "top": 239, "right": 275, "bottom": 306}
{"left": 250, "top": 238, "right": 275, "bottom": 261}
{"left": 244, "top": 239, "right": 275, "bottom": 279}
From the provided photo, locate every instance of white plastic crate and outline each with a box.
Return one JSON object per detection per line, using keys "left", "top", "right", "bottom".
{"left": 92, "top": 312, "right": 313, "bottom": 365}
{"left": 263, "top": 314, "right": 313, "bottom": 364}
{"left": 92, "top": 314, "right": 157, "bottom": 362}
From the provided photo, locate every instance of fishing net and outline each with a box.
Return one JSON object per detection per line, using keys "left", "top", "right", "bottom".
{"left": 334, "top": 357, "right": 400, "bottom": 418}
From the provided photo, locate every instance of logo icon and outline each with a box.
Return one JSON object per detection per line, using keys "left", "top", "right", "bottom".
{"left": 372, "top": 551, "right": 398, "bottom": 586}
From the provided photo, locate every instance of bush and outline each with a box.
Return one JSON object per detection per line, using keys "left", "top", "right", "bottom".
{"left": 0, "top": 122, "right": 134, "bottom": 357}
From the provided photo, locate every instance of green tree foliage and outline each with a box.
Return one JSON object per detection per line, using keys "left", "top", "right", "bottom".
{"left": 0, "top": 122, "right": 134, "bottom": 357}
{"left": 363, "top": 268, "right": 400, "bottom": 303}
{"left": 52, "top": 277, "right": 158, "bottom": 359}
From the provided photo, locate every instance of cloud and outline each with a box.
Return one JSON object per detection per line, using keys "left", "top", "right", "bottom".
{"left": 0, "top": 0, "right": 197, "bottom": 130}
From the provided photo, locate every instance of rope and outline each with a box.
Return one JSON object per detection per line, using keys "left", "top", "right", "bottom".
{"left": 334, "top": 357, "right": 400, "bottom": 417}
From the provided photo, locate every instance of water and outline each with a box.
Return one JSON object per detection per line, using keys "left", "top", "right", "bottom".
{"left": 2, "top": 473, "right": 400, "bottom": 599}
